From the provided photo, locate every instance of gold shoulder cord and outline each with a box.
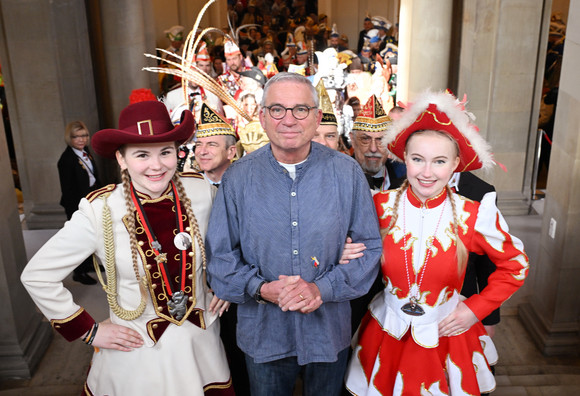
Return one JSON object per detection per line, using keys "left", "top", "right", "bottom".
{"left": 93, "top": 195, "right": 147, "bottom": 320}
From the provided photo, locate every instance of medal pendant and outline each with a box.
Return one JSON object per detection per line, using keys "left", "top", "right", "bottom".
{"left": 167, "top": 290, "right": 188, "bottom": 320}
{"left": 401, "top": 297, "right": 425, "bottom": 316}
{"left": 174, "top": 232, "right": 192, "bottom": 251}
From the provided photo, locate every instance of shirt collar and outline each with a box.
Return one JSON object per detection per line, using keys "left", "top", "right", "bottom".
{"left": 372, "top": 165, "right": 386, "bottom": 178}
{"left": 72, "top": 147, "right": 86, "bottom": 157}
{"left": 134, "top": 183, "right": 174, "bottom": 203}
{"left": 406, "top": 186, "right": 448, "bottom": 208}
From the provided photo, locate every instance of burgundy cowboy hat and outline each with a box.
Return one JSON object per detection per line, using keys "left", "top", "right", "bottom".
{"left": 92, "top": 101, "right": 194, "bottom": 159}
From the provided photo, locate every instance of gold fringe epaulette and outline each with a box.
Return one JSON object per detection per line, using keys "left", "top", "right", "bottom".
{"left": 86, "top": 184, "right": 117, "bottom": 202}
{"left": 178, "top": 171, "right": 204, "bottom": 179}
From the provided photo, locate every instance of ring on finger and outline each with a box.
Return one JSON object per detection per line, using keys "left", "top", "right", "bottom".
{"left": 299, "top": 294, "right": 305, "bottom": 300}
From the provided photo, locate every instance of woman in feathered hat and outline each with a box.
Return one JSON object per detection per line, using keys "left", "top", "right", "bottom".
{"left": 345, "top": 90, "right": 529, "bottom": 395}
{"left": 21, "top": 101, "right": 234, "bottom": 395}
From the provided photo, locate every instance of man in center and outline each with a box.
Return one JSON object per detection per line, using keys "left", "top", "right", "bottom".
{"left": 206, "top": 72, "right": 382, "bottom": 396}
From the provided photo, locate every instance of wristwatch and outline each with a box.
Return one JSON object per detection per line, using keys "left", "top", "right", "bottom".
{"left": 254, "top": 281, "right": 267, "bottom": 304}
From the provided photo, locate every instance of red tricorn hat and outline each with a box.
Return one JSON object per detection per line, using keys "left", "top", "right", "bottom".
{"left": 92, "top": 101, "right": 194, "bottom": 159}
{"left": 383, "top": 90, "right": 494, "bottom": 172}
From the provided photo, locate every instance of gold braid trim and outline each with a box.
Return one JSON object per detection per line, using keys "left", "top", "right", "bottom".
{"left": 93, "top": 194, "right": 147, "bottom": 321}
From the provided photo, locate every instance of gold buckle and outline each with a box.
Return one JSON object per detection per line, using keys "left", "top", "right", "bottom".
{"left": 137, "top": 120, "right": 154, "bottom": 135}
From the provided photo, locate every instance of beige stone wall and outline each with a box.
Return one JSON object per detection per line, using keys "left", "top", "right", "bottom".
{"left": 518, "top": 0, "right": 580, "bottom": 355}
{"left": 0, "top": 0, "right": 100, "bottom": 228}
{"left": 398, "top": 0, "right": 453, "bottom": 102}
{"left": 458, "top": 0, "right": 544, "bottom": 213}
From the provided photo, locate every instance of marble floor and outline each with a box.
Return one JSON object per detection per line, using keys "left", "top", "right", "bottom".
{"left": 1, "top": 198, "right": 579, "bottom": 395}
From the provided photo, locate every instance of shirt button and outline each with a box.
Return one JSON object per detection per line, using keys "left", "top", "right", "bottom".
{"left": 291, "top": 192, "right": 297, "bottom": 197}
{"left": 292, "top": 221, "right": 298, "bottom": 226}
{"left": 293, "top": 250, "right": 298, "bottom": 255}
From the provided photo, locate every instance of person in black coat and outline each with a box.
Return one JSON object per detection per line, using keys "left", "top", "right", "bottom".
{"left": 450, "top": 172, "right": 501, "bottom": 333}
{"left": 57, "top": 121, "right": 102, "bottom": 284}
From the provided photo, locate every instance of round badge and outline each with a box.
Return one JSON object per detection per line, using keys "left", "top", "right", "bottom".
{"left": 174, "top": 232, "right": 192, "bottom": 250}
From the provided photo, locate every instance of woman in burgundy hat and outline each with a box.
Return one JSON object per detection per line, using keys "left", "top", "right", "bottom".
{"left": 345, "top": 91, "right": 530, "bottom": 395}
{"left": 21, "top": 101, "right": 234, "bottom": 395}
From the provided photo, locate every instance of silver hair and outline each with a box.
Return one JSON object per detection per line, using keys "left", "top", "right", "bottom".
{"left": 224, "top": 135, "right": 237, "bottom": 148}
{"left": 260, "top": 72, "right": 319, "bottom": 108}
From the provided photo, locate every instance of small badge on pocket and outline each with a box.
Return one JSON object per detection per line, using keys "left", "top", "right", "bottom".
{"left": 311, "top": 256, "right": 319, "bottom": 268}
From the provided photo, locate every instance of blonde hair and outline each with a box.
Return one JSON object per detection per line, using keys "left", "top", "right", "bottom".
{"left": 120, "top": 169, "right": 142, "bottom": 283}
{"left": 64, "top": 120, "right": 89, "bottom": 146}
{"left": 446, "top": 185, "right": 468, "bottom": 274}
{"left": 404, "top": 130, "right": 460, "bottom": 159}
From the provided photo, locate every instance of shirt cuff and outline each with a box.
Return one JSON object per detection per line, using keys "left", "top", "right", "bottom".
{"left": 50, "top": 308, "right": 95, "bottom": 341}
{"left": 247, "top": 276, "right": 266, "bottom": 300}
{"left": 314, "top": 277, "right": 333, "bottom": 302}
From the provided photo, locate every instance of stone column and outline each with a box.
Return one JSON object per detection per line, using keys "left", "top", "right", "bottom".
{"left": 397, "top": 0, "right": 453, "bottom": 103}
{"left": 0, "top": 0, "right": 99, "bottom": 229}
{"left": 519, "top": 0, "right": 580, "bottom": 355}
{"left": 97, "top": 0, "right": 157, "bottom": 124}
{"left": 457, "top": 0, "right": 544, "bottom": 214}
{"left": 0, "top": 102, "right": 53, "bottom": 379}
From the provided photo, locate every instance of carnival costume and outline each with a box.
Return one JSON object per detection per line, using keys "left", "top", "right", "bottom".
{"left": 345, "top": 91, "right": 529, "bottom": 395}
{"left": 21, "top": 101, "right": 234, "bottom": 395}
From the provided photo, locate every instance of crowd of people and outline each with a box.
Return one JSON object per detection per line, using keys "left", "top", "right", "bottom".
{"left": 157, "top": 0, "right": 400, "bottom": 152}
{"left": 20, "top": 1, "right": 530, "bottom": 395}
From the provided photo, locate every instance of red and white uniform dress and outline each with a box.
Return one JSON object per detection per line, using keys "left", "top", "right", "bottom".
{"left": 21, "top": 174, "right": 234, "bottom": 396}
{"left": 346, "top": 187, "right": 529, "bottom": 396}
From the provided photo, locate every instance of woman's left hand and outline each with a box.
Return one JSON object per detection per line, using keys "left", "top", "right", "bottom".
{"left": 209, "top": 294, "right": 230, "bottom": 317}
{"left": 438, "top": 301, "right": 479, "bottom": 337}
{"left": 339, "top": 237, "right": 367, "bottom": 264}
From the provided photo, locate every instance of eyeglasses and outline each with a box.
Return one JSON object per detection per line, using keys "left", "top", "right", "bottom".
{"left": 356, "top": 134, "right": 384, "bottom": 148}
{"left": 71, "top": 134, "right": 89, "bottom": 140}
{"left": 263, "top": 104, "right": 317, "bottom": 120}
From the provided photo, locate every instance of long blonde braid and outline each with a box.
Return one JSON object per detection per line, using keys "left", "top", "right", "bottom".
{"left": 120, "top": 169, "right": 147, "bottom": 284}
{"left": 382, "top": 180, "right": 409, "bottom": 240}
{"left": 446, "top": 185, "right": 468, "bottom": 274}
{"left": 172, "top": 174, "right": 208, "bottom": 289}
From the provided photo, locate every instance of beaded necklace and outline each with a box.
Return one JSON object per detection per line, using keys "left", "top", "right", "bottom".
{"left": 400, "top": 191, "right": 447, "bottom": 316}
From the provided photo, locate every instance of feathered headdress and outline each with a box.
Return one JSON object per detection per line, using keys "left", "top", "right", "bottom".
{"left": 143, "top": 0, "right": 251, "bottom": 122}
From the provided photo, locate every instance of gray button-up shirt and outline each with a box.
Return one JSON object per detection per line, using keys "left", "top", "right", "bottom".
{"left": 206, "top": 142, "right": 382, "bottom": 365}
